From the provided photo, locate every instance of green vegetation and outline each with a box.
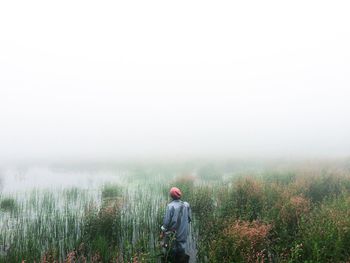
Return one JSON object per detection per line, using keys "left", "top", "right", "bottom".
{"left": 1, "top": 161, "right": 350, "bottom": 262}
{"left": 0, "top": 197, "right": 16, "bottom": 212}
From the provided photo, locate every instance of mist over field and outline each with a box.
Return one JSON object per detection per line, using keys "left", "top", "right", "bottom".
{"left": 1, "top": 2, "right": 350, "bottom": 262}
{"left": 1, "top": 0, "right": 350, "bottom": 163}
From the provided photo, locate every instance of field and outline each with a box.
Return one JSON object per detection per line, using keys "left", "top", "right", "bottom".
{"left": 1, "top": 159, "right": 350, "bottom": 262}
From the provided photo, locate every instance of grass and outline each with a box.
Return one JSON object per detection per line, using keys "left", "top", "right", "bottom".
{"left": 1, "top": 161, "right": 350, "bottom": 262}
{"left": 0, "top": 198, "right": 16, "bottom": 212}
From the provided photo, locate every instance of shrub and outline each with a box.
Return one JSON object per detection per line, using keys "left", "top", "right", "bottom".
{"left": 190, "top": 186, "right": 217, "bottom": 261}
{"left": 209, "top": 220, "right": 272, "bottom": 263}
{"left": 81, "top": 198, "right": 121, "bottom": 261}
{"left": 279, "top": 195, "right": 311, "bottom": 229}
{"left": 197, "top": 164, "right": 221, "bottom": 181}
{"left": 291, "top": 172, "right": 347, "bottom": 203}
{"left": 101, "top": 184, "right": 122, "bottom": 201}
{"left": 298, "top": 196, "right": 350, "bottom": 262}
{"left": 0, "top": 197, "right": 16, "bottom": 212}
{"left": 221, "top": 177, "right": 264, "bottom": 220}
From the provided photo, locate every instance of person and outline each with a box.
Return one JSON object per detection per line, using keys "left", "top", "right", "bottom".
{"left": 161, "top": 187, "right": 192, "bottom": 263}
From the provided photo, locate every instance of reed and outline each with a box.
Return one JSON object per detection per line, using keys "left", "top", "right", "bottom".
{"left": 1, "top": 163, "right": 350, "bottom": 262}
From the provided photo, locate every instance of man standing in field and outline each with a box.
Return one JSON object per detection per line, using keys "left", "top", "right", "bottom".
{"left": 161, "top": 187, "right": 192, "bottom": 263}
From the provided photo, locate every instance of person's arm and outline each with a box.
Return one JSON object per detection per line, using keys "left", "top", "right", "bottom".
{"left": 188, "top": 204, "right": 192, "bottom": 223}
{"left": 161, "top": 205, "right": 174, "bottom": 232}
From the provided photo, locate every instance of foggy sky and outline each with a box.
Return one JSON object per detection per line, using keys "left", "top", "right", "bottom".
{"left": 1, "top": 0, "right": 350, "bottom": 161}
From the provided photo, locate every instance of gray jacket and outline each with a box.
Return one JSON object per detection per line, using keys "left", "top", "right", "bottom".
{"left": 162, "top": 199, "right": 192, "bottom": 244}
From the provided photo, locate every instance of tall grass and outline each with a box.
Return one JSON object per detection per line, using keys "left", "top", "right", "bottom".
{"left": 1, "top": 163, "right": 350, "bottom": 262}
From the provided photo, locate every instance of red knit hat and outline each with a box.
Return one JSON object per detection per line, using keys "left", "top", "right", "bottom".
{"left": 170, "top": 187, "right": 182, "bottom": 199}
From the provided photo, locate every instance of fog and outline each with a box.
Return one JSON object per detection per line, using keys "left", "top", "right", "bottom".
{"left": 1, "top": 0, "right": 350, "bottom": 162}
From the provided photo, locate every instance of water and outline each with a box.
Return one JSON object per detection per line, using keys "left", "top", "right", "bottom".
{"left": 0, "top": 165, "right": 198, "bottom": 262}
{"left": 0, "top": 166, "right": 125, "bottom": 193}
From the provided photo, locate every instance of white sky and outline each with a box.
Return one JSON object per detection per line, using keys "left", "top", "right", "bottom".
{"left": 0, "top": 0, "right": 350, "bottom": 160}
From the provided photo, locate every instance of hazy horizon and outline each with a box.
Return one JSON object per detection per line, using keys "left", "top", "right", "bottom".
{"left": 1, "top": 0, "right": 350, "bottom": 162}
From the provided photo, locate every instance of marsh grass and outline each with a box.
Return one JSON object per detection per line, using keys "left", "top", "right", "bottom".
{"left": 210, "top": 220, "right": 272, "bottom": 263}
{"left": 0, "top": 198, "right": 16, "bottom": 213}
{"left": 1, "top": 164, "right": 350, "bottom": 262}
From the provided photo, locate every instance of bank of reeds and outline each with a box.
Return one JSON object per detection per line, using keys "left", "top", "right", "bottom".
{"left": 1, "top": 164, "right": 350, "bottom": 262}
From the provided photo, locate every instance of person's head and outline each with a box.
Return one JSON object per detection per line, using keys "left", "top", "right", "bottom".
{"left": 170, "top": 187, "right": 182, "bottom": 200}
